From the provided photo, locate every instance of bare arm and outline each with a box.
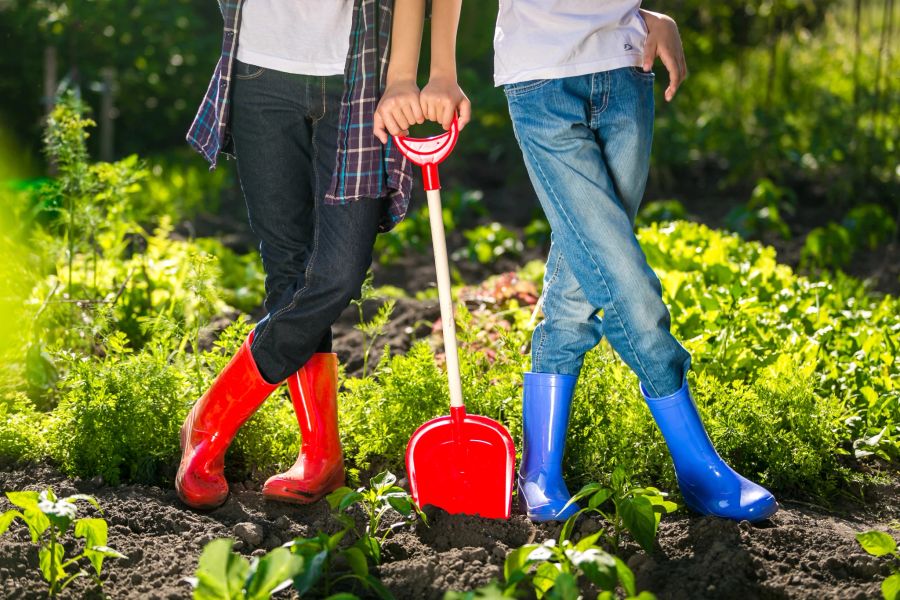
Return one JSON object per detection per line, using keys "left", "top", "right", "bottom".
{"left": 374, "top": 0, "right": 427, "bottom": 144}
{"left": 420, "top": 0, "right": 471, "bottom": 130}
{"left": 640, "top": 8, "right": 688, "bottom": 102}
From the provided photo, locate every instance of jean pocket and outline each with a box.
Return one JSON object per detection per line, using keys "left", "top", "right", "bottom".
{"left": 234, "top": 60, "right": 266, "bottom": 80}
{"left": 628, "top": 66, "right": 655, "bottom": 82}
{"left": 503, "top": 78, "right": 552, "bottom": 98}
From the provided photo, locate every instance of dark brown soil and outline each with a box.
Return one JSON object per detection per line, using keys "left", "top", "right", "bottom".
{"left": 1, "top": 464, "right": 897, "bottom": 599}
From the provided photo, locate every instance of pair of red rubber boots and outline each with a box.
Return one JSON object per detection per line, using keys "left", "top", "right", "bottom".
{"left": 175, "top": 333, "right": 345, "bottom": 509}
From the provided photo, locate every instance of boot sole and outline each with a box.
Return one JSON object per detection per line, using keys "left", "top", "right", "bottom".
{"left": 262, "top": 471, "right": 345, "bottom": 505}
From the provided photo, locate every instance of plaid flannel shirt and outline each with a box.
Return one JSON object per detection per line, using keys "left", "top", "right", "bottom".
{"left": 186, "top": 0, "right": 413, "bottom": 232}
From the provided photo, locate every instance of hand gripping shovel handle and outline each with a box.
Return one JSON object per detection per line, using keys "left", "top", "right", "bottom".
{"left": 393, "top": 118, "right": 463, "bottom": 408}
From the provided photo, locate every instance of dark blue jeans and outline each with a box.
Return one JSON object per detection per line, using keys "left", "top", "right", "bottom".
{"left": 231, "top": 60, "right": 385, "bottom": 383}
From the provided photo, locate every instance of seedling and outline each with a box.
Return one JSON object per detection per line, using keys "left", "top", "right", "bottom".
{"left": 448, "top": 534, "right": 654, "bottom": 599}
{"left": 0, "top": 488, "right": 126, "bottom": 597}
{"left": 559, "top": 466, "right": 678, "bottom": 553}
{"left": 856, "top": 529, "right": 900, "bottom": 600}
{"left": 350, "top": 270, "right": 396, "bottom": 378}
{"left": 327, "top": 470, "right": 425, "bottom": 564}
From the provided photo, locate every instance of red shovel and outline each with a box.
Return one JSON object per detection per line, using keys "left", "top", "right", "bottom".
{"left": 394, "top": 117, "right": 515, "bottom": 519}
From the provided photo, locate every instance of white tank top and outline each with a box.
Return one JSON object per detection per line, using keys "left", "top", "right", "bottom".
{"left": 494, "top": 0, "right": 647, "bottom": 86}
{"left": 236, "top": 0, "right": 354, "bottom": 76}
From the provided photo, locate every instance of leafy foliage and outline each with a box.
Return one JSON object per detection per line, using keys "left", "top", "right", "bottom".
{"left": 856, "top": 529, "right": 900, "bottom": 600}
{"left": 0, "top": 489, "right": 126, "bottom": 597}
{"left": 190, "top": 471, "right": 417, "bottom": 600}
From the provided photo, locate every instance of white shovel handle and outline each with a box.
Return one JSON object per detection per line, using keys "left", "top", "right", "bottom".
{"left": 426, "top": 188, "right": 464, "bottom": 409}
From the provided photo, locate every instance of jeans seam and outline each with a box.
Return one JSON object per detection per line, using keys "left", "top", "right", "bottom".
{"left": 520, "top": 137, "right": 660, "bottom": 397}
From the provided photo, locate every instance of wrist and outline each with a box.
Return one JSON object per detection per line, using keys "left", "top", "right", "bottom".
{"left": 386, "top": 72, "right": 418, "bottom": 87}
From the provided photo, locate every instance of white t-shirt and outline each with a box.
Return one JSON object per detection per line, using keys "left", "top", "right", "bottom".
{"left": 236, "top": 0, "right": 354, "bottom": 76}
{"left": 494, "top": 0, "right": 647, "bottom": 86}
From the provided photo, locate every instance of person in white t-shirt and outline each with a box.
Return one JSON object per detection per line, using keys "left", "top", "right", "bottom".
{"left": 499, "top": 3, "right": 778, "bottom": 523}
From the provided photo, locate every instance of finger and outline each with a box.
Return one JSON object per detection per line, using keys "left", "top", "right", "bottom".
{"left": 642, "top": 39, "right": 657, "bottom": 72}
{"left": 424, "top": 99, "right": 438, "bottom": 123}
{"left": 373, "top": 111, "right": 388, "bottom": 144}
{"left": 382, "top": 110, "right": 403, "bottom": 138}
{"left": 399, "top": 101, "right": 418, "bottom": 130}
{"left": 440, "top": 101, "right": 455, "bottom": 130}
{"left": 457, "top": 97, "right": 472, "bottom": 130}
{"left": 410, "top": 96, "right": 425, "bottom": 124}
{"left": 659, "top": 50, "right": 682, "bottom": 101}
{"left": 392, "top": 108, "right": 411, "bottom": 132}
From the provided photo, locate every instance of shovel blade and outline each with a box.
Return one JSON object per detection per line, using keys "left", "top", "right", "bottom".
{"left": 406, "top": 409, "right": 515, "bottom": 519}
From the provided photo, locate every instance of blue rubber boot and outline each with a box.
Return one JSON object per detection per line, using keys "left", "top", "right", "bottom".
{"left": 642, "top": 380, "right": 778, "bottom": 522}
{"left": 518, "top": 372, "right": 580, "bottom": 522}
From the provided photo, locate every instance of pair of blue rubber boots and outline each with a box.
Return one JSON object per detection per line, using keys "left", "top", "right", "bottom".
{"left": 517, "top": 372, "right": 778, "bottom": 522}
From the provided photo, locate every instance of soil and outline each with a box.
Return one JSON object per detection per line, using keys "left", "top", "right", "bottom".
{"left": 1, "top": 464, "right": 897, "bottom": 599}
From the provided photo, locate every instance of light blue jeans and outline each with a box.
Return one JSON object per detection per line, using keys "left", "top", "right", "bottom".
{"left": 505, "top": 68, "right": 690, "bottom": 398}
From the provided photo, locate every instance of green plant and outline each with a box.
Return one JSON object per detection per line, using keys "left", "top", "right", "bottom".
{"left": 0, "top": 489, "right": 126, "bottom": 597}
{"left": 855, "top": 529, "right": 900, "bottom": 600}
{"left": 800, "top": 222, "right": 855, "bottom": 270}
{"left": 350, "top": 271, "right": 397, "bottom": 378}
{"left": 327, "top": 471, "right": 425, "bottom": 565}
{"left": 454, "top": 222, "right": 524, "bottom": 264}
{"left": 725, "top": 178, "right": 794, "bottom": 240}
{"left": 559, "top": 466, "right": 677, "bottom": 554}
{"left": 188, "top": 538, "right": 304, "bottom": 600}
{"left": 461, "top": 535, "right": 653, "bottom": 600}
{"left": 636, "top": 199, "right": 688, "bottom": 227}
{"left": 190, "top": 471, "right": 416, "bottom": 600}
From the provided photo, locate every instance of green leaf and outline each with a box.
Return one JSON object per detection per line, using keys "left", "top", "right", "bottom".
{"left": 192, "top": 538, "right": 249, "bottom": 600}
{"left": 581, "top": 559, "right": 617, "bottom": 592}
{"left": 546, "top": 572, "right": 578, "bottom": 600}
{"left": 882, "top": 572, "right": 900, "bottom": 600}
{"left": 325, "top": 594, "right": 361, "bottom": 600}
{"left": 574, "top": 532, "right": 603, "bottom": 552}
{"left": 66, "top": 494, "right": 102, "bottom": 512}
{"left": 588, "top": 488, "right": 613, "bottom": 510}
{"left": 39, "top": 543, "right": 65, "bottom": 584}
{"left": 0, "top": 510, "right": 23, "bottom": 536}
{"left": 244, "top": 547, "right": 305, "bottom": 600}
{"left": 75, "top": 518, "right": 109, "bottom": 575}
{"left": 344, "top": 546, "right": 369, "bottom": 577}
{"left": 559, "top": 512, "right": 582, "bottom": 543}
{"left": 570, "top": 483, "right": 602, "bottom": 502}
{"left": 326, "top": 487, "right": 357, "bottom": 511}
{"left": 371, "top": 471, "right": 397, "bottom": 490}
{"left": 619, "top": 495, "right": 658, "bottom": 553}
{"left": 363, "top": 573, "right": 396, "bottom": 600}
{"left": 21, "top": 506, "right": 50, "bottom": 543}
{"left": 856, "top": 530, "right": 897, "bottom": 557}
{"left": 293, "top": 549, "right": 327, "bottom": 596}
{"left": 356, "top": 535, "right": 381, "bottom": 564}
{"left": 5, "top": 491, "right": 39, "bottom": 510}
{"left": 613, "top": 556, "right": 636, "bottom": 596}
{"left": 387, "top": 495, "right": 413, "bottom": 517}
{"left": 533, "top": 562, "right": 561, "bottom": 597}
{"left": 504, "top": 544, "right": 537, "bottom": 581}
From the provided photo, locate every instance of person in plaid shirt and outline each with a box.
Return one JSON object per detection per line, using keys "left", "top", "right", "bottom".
{"left": 177, "top": 0, "right": 470, "bottom": 510}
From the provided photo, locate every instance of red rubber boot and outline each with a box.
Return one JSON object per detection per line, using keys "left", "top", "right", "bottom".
{"left": 176, "top": 332, "right": 279, "bottom": 509}
{"left": 262, "top": 353, "right": 346, "bottom": 504}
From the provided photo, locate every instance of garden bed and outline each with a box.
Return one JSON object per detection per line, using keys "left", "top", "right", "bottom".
{"left": 1, "top": 464, "right": 896, "bottom": 599}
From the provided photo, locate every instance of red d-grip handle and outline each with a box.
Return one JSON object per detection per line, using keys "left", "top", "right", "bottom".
{"left": 392, "top": 117, "right": 459, "bottom": 191}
